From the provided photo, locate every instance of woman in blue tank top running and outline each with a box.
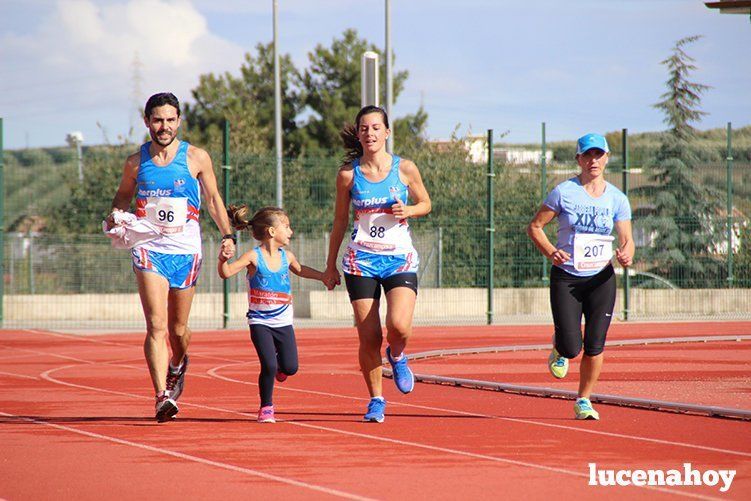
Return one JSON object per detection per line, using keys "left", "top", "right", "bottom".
{"left": 323, "top": 106, "right": 432, "bottom": 423}
{"left": 219, "top": 205, "right": 329, "bottom": 423}
{"left": 527, "top": 133, "right": 634, "bottom": 421}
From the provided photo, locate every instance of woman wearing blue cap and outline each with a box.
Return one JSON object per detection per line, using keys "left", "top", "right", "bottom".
{"left": 527, "top": 133, "right": 634, "bottom": 420}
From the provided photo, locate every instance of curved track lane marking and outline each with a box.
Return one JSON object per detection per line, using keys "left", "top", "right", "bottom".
{"left": 0, "top": 370, "right": 38, "bottom": 380}
{"left": 0, "top": 410, "right": 374, "bottom": 501}
{"left": 207, "top": 362, "right": 751, "bottom": 459}
{"left": 33, "top": 364, "right": 725, "bottom": 500}
{"left": 8, "top": 341, "right": 749, "bottom": 460}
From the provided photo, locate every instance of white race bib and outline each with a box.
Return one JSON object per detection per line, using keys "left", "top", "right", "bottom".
{"left": 573, "top": 233, "right": 614, "bottom": 271}
{"left": 354, "top": 211, "right": 400, "bottom": 251}
{"left": 144, "top": 197, "right": 188, "bottom": 234}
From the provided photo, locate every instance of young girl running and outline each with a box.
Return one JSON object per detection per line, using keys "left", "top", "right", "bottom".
{"left": 218, "top": 205, "right": 329, "bottom": 423}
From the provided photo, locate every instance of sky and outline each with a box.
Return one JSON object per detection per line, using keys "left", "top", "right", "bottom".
{"left": 1, "top": 0, "right": 749, "bottom": 150}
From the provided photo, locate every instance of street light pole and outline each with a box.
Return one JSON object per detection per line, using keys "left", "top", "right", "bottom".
{"left": 273, "top": 0, "right": 283, "bottom": 208}
{"left": 66, "top": 131, "right": 84, "bottom": 182}
{"left": 385, "top": 0, "right": 393, "bottom": 153}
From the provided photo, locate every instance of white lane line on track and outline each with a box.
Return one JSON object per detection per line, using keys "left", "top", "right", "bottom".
{"left": 34, "top": 364, "right": 722, "bottom": 500}
{"left": 24, "top": 329, "right": 134, "bottom": 347}
{"left": 0, "top": 352, "right": 48, "bottom": 362}
{"left": 7, "top": 341, "right": 751, "bottom": 459}
{"left": 8, "top": 340, "right": 751, "bottom": 460}
{"left": 22, "top": 329, "right": 255, "bottom": 365}
{"left": 208, "top": 362, "right": 751, "bottom": 459}
{"left": 0, "top": 410, "right": 374, "bottom": 501}
{"left": 0, "top": 370, "right": 38, "bottom": 380}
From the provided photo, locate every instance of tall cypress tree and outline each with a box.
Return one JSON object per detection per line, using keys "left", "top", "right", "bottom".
{"left": 638, "top": 35, "right": 723, "bottom": 287}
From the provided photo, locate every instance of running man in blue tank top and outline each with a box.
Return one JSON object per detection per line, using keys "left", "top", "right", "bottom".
{"left": 219, "top": 205, "right": 329, "bottom": 423}
{"left": 324, "top": 106, "right": 432, "bottom": 423}
{"left": 527, "top": 133, "right": 635, "bottom": 421}
{"left": 106, "top": 93, "right": 236, "bottom": 422}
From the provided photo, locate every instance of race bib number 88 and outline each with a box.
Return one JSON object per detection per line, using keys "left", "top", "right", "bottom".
{"left": 354, "top": 212, "right": 399, "bottom": 252}
{"left": 573, "top": 233, "right": 614, "bottom": 271}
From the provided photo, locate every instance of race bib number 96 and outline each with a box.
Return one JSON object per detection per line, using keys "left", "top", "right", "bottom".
{"left": 573, "top": 233, "right": 614, "bottom": 271}
{"left": 145, "top": 197, "right": 188, "bottom": 234}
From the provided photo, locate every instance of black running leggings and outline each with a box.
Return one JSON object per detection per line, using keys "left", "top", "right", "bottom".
{"left": 250, "top": 324, "right": 298, "bottom": 407}
{"left": 549, "top": 264, "right": 616, "bottom": 358}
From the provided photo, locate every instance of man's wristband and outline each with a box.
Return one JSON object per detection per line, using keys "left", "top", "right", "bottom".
{"left": 222, "top": 233, "right": 237, "bottom": 244}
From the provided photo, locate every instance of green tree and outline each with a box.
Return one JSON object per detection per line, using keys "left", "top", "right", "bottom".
{"left": 392, "top": 106, "right": 429, "bottom": 157}
{"left": 46, "top": 145, "right": 131, "bottom": 234}
{"left": 299, "top": 29, "right": 410, "bottom": 154}
{"left": 182, "top": 30, "right": 426, "bottom": 157}
{"left": 182, "top": 42, "right": 303, "bottom": 156}
{"left": 635, "top": 35, "right": 724, "bottom": 287}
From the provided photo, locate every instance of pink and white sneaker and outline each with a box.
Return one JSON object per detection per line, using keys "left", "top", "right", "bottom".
{"left": 155, "top": 392, "right": 178, "bottom": 422}
{"left": 275, "top": 370, "right": 287, "bottom": 383}
{"left": 257, "top": 405, "right": 275, "bottom": 423}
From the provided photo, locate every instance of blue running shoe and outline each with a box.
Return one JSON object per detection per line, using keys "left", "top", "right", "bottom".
{"left": 363, "top": 397, "right": 386, "bottom": 423}
{"left": 386, "top": 346, "right": 415, "bottom": 394}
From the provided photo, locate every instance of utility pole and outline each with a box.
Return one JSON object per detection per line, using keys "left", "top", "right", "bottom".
{"left": 273, "top": 0, "right": 283, "bottom": 207}
{"left": 385, "top": 0, "right": 393, "bottom": 153}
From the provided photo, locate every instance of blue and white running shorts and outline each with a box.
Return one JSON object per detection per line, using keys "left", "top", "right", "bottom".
{"left": 341, "top": 248, "right": 418, "bottom": 279}
{"left": 131, "top": 248, "right": 202, "bottom": 289}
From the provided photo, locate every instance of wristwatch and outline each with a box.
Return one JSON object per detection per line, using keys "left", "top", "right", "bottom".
{"left": 222, "top": 233, "right": 237, "bottom": 244}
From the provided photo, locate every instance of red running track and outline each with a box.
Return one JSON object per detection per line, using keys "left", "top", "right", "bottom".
{"left": 1, "top": 322, "right": 750, "bottom": 500}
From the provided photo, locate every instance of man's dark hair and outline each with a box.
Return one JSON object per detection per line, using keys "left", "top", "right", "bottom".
{"left": 144, "top": 92, "right": 180, "bottom": 118}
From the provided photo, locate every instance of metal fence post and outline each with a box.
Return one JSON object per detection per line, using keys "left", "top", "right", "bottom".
{"left": 0, "top": 117, "right": 4, "bottom": 325}
{"left": 622, "top": 128, "right": 630, "bottom": 321}
{"left": 486, "top": 129, "right": 495, "bottom": 325}
{"left": 437, "top": 226, "right": 443, "bottom": 288}
{"left": 540, "top": 122, "right": 548, "bottom": 286}
{"left": 222, "top": 120, "right": 231, "bottom": 328}
{"left": 726, "top": 122, "right": 734, "bottom": 286}
{"left": 27, "top": 232, "right": 35, "bottom": 294}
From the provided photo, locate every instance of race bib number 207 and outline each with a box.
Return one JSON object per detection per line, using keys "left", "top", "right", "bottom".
{"left": 573, "top": 233, "right": 614, "bottom": 271}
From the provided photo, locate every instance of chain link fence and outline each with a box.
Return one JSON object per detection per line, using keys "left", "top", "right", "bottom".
{"left": 3, "top": 129, "right": 750, "bottom": 329}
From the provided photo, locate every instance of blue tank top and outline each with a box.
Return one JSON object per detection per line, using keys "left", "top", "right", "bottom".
{"left": 348, "top": 155, "right": 415, "bottom": 255}
{"left": 247, "top": 247, "right": 293, "bottom": 327}
{"left": 135, "top": 141, "right": 202, "bottom": 254}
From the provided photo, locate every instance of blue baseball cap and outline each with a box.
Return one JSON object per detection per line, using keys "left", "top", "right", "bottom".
{"left": 576, "top": 133, "right": 609, "bottom": 155}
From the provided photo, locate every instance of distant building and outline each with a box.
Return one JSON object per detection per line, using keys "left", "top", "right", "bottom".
{"left": 428, "top": 136, "right": 488, "bottom": 164}
{"left": 494, "top": 148, "right": 553, "bottom": 165}
{"left": 429, "top": 135, "right": 553, "bottom": 165}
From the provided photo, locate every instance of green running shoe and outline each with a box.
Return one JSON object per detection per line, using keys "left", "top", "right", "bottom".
{"left": 548, "top": 346, "right": 569, "bottom": 379}
{"left": 574, "top": 397, "right": 600, "bottom": 420}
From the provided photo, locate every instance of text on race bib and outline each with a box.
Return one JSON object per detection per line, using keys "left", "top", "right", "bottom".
{"left": 144, "top": 197, "right": 188, "bottom": 234}
{"left": 354, "top": 211, "right": 400, "bottom": 252}
{"left": 573, "top": 233, "right": 614, "bottom": 271}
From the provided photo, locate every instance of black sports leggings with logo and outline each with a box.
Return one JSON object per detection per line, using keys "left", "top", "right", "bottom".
{"left": 250, "top": 324, "right": 298, "bottom": 407}
{"left": 550, "top": 264, "right": 616, "bottom": 358}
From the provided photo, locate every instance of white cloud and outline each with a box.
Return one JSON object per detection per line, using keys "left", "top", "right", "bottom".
{"left": 1, "top": 0, "right": 245, "bottom": 123}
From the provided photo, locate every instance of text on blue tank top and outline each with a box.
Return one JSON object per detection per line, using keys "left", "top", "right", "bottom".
{"left": 247, "top": 247, "right": 292, "bottom": 320}
{"left": 135, "top": 141, "right": 201, "bottom": 226}
{"left": 349, "top": 155, "right": 411, "bottom": 252}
